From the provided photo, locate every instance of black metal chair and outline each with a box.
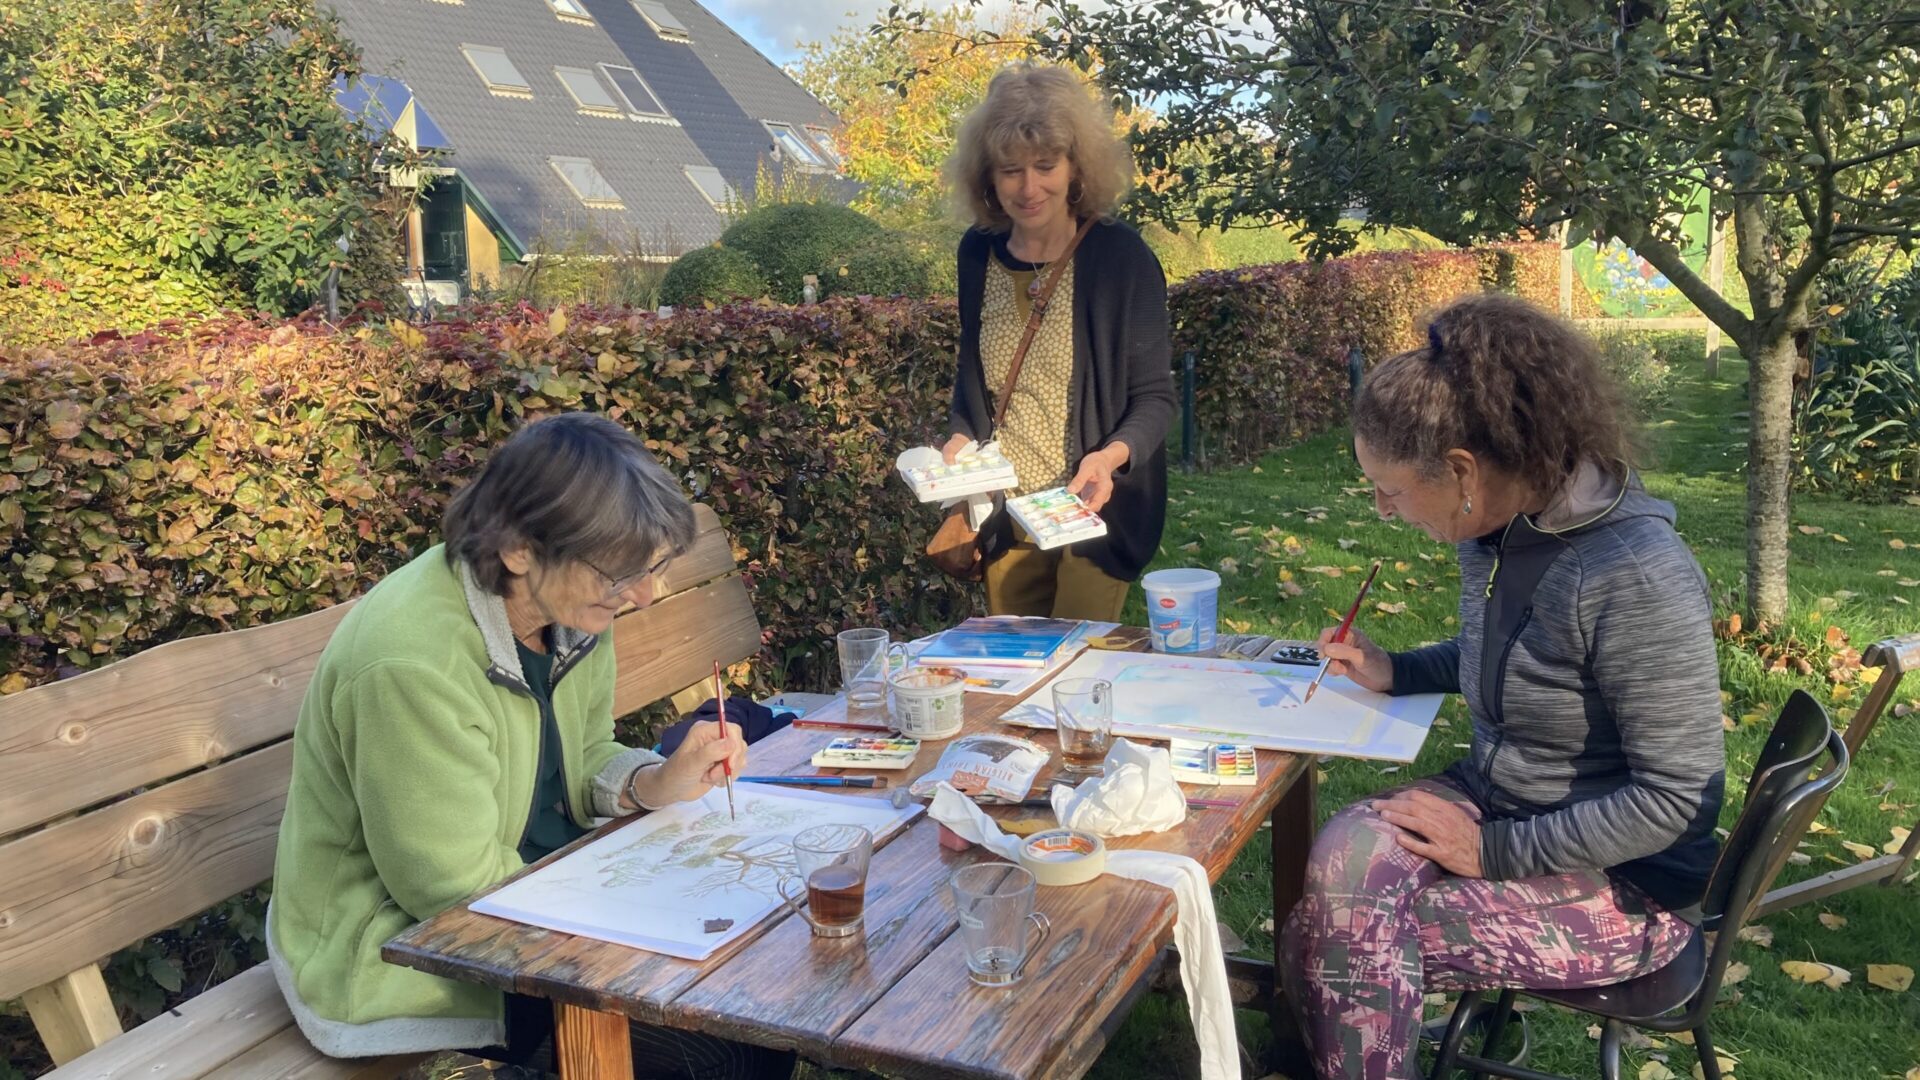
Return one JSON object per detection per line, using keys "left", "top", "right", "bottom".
{"left": 1427, "top": 690, "right": 1850, "bottom": 1080}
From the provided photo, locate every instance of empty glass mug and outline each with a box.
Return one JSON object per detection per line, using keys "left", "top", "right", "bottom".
{"left": 949, "top": 863, "right": 1051, "bottom": 987}
{"left": 779, "top": 824, "right": 874, "bottom": 938}
{"left": 837, "top": 628, "right": 893, "bottom": 718}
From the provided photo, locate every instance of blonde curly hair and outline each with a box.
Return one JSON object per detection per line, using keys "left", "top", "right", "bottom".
{"left": 945, "top": 63, "right": 1134, "bottom": 231}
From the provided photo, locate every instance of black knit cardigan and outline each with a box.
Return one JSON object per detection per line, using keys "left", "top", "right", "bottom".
{"left": 949, "top": 218, "right": 1175, "bottom": 582}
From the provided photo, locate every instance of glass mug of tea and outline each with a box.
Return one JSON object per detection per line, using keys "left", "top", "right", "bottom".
{"left": 1052, "top": 677, "right": 1113, "bottom": 775}
{"left": 949, "top": 863, "right": 1051, "bottom": 987}
{"left": 779, "top": 824, "right": 874, "bottom": 938}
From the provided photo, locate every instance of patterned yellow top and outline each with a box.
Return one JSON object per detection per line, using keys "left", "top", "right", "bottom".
{"left": 981, "top": 253, "right": 1075, "bottom": 495}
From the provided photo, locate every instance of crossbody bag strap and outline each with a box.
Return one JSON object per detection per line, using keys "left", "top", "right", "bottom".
{"left": 989, "top": 215, "right": 1098, "bottom": 433}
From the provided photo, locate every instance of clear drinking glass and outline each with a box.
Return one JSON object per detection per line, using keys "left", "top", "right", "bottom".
{"left": 1052, "top": 677, "right": 1113, "bottom": 775}
{"left": 778, "top": 824, "right": 874, "bottom": 938}
{"left": 949, "top": 863, "right": 1051, "bottom": 987}
{"left": 837, "top": 627, "right": 891, "bottom": 718}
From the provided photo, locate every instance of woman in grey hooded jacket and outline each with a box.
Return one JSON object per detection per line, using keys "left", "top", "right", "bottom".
{"left": 1285, "top": 295, "right": 1725, "bottom": 1080}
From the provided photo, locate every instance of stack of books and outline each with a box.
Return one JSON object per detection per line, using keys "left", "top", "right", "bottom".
{"left": 916, "top": 616, "right": 1085, "bottom": 669}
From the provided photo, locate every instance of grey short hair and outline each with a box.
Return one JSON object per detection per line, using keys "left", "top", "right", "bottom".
{"left": 443, "top": 412, "right": 699, "bottom": 596}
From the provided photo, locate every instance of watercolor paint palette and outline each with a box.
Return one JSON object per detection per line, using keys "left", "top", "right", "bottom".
{"left": 810, "top": 736, "right": 922, "bottom": 770}
{"left": 1006, "top": 487, "right": 1107, "bottom": 550}
{"left": 897, "top": 444, "right": 1018, "bottom": 501}
{"left": 1170, "top": 738, "right": 1259, "bottom": 786}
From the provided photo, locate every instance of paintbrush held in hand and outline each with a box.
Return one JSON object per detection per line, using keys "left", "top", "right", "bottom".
{"left": 713, "top": 661, "right": 736, "bottom": 820}
{"left": 1305, "top": 560, "right": 1382, "bottom": 704}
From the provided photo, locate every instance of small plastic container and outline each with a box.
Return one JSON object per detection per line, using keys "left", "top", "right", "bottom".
{"left": 1141, "top": 568, "right": 1221, "bottom": 654}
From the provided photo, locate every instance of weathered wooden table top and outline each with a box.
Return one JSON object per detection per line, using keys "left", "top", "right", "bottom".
{"left": 385, "top": 643, "right": 1314, "bottom": 1080}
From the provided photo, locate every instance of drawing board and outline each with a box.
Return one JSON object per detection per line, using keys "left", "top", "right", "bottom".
{"left": 471, "top": 785, "right": 920, "bottom": 960}
{"left": 1026, "top": 651, "right": 1442, "bottom": 762}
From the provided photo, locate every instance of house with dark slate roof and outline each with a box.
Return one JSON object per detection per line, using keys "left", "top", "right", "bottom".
{"left": 328, "top": 0, "right": 841, "bottom": 300}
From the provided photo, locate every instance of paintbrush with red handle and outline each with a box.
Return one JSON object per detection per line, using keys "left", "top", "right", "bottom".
{"left": 713, "top": 661, "right": 736, "bottom": 820}
{"left": 1304, "top": 559, "right": 1382, "bottom": 703}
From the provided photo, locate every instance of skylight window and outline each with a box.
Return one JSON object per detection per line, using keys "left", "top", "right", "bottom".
{"left": 764, "top": 122, "right": 828, "bottom": 169}
{"left": 631, "top": 0, "right": 691, "bottom": 41}
{"left": 550, "top": 156, "right": 625, "bottom": 208}
{"left": 599, "top": 64, "right": 670, "bottom": 119}
{"left": 683, "top": 165, "right": 736, "bottom": 209}
{"left": 804, "top": 126, "right": 842, "bottom": 167}
{"left": 547, "top": 0, "right": 591, "bottom": 18}
{"left": 555, "top": 67, "right": 622, "bottom": 115}
{"left": 461, "top": 45, "right": 532, "bottom": 97}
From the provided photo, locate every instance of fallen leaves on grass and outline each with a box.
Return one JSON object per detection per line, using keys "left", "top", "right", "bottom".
{"left": 1304, "top": 565, "right": 1344, "bottom": 577}
{"left": 1818, "top": 912, "right": 1849, "bottom": 930}
{"left": 1376, "top": 602, "right": 1409, "bottom": 615}
{"left": 1890, "top": 827, "right": 1912, "bottom": 853}
{"left": 1282, "top": 535, "right": 1305, "bottom": 557}
{"left": 1780, "top": 960, "right": 1851, "bottom": 989}
{"left": 1723, "top": 961, "right": 1751, "bottom": 986}
{"left": 1867, "top": 964, "right": 1913, "bottom": 992}
{"left": 1692, "top": 1056, "right": 1739, "bottom": 1079}
{"left": 1841, "top": 840, "right": 1878, "bottom": 861}
{"left": 1737, "top": 925, "right": 1774, "bottom": 948}
{"left": 1798, "top": 524, "right": 1825, "bottom": 535}
{"left": 1638, "top": 1062, "right": 1676, "bottom": 1080}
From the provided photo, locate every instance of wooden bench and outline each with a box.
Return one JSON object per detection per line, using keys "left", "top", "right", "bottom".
{"left": 0, "top": 505, "right": 765, "bottom": 1079}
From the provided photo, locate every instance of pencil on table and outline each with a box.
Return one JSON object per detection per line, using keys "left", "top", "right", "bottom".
{"left": 1305, "top": 560, "right": 1382, "bottom": 704}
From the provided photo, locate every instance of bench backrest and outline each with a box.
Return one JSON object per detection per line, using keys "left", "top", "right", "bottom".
{"left": 0, "top": 505, "right": 757, "bottom": 1060}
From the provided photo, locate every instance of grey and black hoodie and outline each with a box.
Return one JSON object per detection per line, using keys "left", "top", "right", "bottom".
{"left": 1390, "top": 466, "right": 1726, "bottom": 915}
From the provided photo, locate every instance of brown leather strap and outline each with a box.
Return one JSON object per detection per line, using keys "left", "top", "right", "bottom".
{"left": 990, "top": 216, "right": 1097, "bottom": 433}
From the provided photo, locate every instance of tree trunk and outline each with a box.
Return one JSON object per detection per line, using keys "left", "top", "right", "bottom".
{"left": 1746, "top": 330, "right": 1797, "bottom": 623}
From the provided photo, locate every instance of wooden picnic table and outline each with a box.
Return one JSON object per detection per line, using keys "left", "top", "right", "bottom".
{"left": 384, "top": 636, "right": 1318, "bottom": 1080}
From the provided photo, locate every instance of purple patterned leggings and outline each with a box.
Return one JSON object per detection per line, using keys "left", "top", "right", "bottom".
{"left": 1280, "top": 778, "right": 1693, "bottom": 1080}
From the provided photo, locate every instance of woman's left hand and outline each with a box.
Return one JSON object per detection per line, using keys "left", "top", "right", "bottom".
{"left": 1068, "top": 444, "right": 1129, "bottom": 512}
{"left": 1373, "top": 789, "right": 1484, "bottom": 877}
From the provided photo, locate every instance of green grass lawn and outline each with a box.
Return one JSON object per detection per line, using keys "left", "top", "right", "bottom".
{"left": 1082, "top": 351, "right": 1920, "bottom": 1079}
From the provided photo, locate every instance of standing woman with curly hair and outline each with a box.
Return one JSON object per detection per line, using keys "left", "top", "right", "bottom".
{"left": 1284, "top": 295, "right": 1726, "bottom": 1078}
{"left": 932, "top": 63, "right": 1174, "bottom": 619}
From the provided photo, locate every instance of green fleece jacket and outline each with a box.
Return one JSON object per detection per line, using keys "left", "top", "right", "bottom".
{"left": 266, "top": 545, "right": 660, "bottom": 1057}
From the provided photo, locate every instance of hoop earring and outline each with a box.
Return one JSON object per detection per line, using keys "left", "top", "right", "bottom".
{"left": 1068, "top": 179, "right": 1084, "bottom": 205}
{"left": 984, "top": 187, "right": 1002, "bottom": 211}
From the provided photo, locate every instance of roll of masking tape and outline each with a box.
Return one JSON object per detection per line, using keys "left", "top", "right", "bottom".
{"left": 1019, "top": 828, "right": 1107, "bottom": 886}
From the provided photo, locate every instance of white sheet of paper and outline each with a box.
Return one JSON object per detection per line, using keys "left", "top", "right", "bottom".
{"left": 470, "top": 786, "right": 920, "bottom": 960}
{"left": 1025, "top": 651, "right": 1442, "bottom": 762}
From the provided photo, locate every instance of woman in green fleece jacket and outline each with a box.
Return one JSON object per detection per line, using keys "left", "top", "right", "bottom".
{"left": 269, "top": 413, "right": 786, "bottom": 1078}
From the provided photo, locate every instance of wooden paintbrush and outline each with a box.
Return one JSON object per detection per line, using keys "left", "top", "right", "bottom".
{"left": 1304, "top": 560, "right": 1382, "bottom": 703}
{"left": 713, "top": 661, "right": 736, "bottom": 820}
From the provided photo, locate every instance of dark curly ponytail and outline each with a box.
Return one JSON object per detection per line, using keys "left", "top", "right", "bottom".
{"left": 1352, "top": 294, "right": 1637, "bottom": 499}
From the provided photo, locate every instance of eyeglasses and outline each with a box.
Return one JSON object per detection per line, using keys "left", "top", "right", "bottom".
{"left": 581, "top": 551, "right": 675, "bottom": 599}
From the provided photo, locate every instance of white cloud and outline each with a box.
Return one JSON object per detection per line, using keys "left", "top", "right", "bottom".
{"left": 699, "top": 0, "right": 1026, "bottom": 65}
{"left": 698, "top": 0, "right": 901, "bottom": 63}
